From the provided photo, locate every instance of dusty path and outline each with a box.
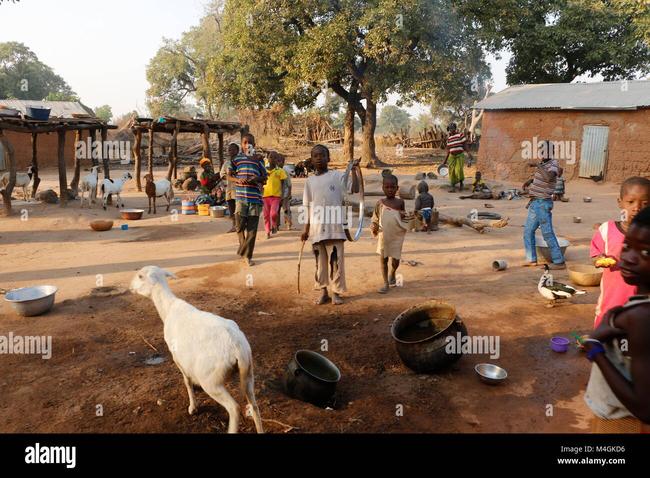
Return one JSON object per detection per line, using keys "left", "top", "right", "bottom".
{"left": 0, "top": 166, "right": 620, "bottom": 432}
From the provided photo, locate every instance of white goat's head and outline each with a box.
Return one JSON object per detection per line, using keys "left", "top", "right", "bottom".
{"left": 130, "top": 266, "right": 177, "bottom": 297}
{"left": 121, "top": 172, "right": 133, "bottom": 182}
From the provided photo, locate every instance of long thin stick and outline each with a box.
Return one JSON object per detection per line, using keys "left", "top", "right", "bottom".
{"left": 140, "top": 335, "right": 159, "bottom": 353}
{"left": 262, "top": 418, "right": 299, "bottom": 433}
{"left": 297, "top": 240, "right": 306, "bottom": 294}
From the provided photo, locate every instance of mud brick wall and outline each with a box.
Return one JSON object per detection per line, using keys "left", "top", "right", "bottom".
{"left": 3, "top": 130, "right": 78, "bottom": 171}
{"left": 477, "top": 108, "right": 650, "bottom": 184}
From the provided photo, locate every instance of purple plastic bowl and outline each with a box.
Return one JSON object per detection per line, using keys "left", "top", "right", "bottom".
{"left": 551, "top": 337, "right": 570, "bottom": 353}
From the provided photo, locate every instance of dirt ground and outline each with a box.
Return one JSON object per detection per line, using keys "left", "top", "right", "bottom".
{"left": 0, "top": 154, "right": 621, "bottom": 433}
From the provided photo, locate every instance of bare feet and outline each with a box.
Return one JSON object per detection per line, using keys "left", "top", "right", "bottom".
{"left": 242, "top": 257, "right": 255, "bottom": 267}
{"left": 332, "top": 293, "right": 343, "bottom": 305}
{"left": 316, "top": 291, "right": 330, "bottom": 305}
{"left": 522, "top": 261, "right": 538, "bottom": 267}
{"left": 227, "top": 226, "right": 236, "bottom": 233}
{"left": 378, "top": 284, "right": 389, "bottom": 294}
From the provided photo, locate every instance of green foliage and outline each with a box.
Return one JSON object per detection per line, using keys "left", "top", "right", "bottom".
{"left": 0, "top": 42, "right": 77, "bottom": 101}
{"left": 146, "top": 1, "right": 228, "bottom": 118}
{"left": 377, "top": 105, "right": 410, "bottom": 134}
{"left": 459, "top": 0, "right": 650, "bottom": 83}
{"left": 94, "top": 105, "right": 113, "bottom": 123}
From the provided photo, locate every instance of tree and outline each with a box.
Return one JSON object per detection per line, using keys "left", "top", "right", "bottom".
{"left": 215, "top": 0, "right": 487, "bottom": 167}
{"left": 146, "top": 1, "right": 229, "bottom": 118}
{"left": 378, "top": 105, "right": 410, "bottom": 135}
{"left": 94, "top": 105, "right": 113, "bottom": 123}
{"left": 0, "top": 42, "right": 77, "bottom": 100}
{"left": 459, "top": 0, "right": 650, "bottom": 84}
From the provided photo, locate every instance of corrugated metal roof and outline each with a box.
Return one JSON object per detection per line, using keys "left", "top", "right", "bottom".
{"left": 0, "top": 99, "right": 95, "bottom": 118}
{"left": 474, "top": 80, "right": 650, "bottom": 111}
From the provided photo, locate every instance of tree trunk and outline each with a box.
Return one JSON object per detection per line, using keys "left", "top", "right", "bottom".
{"left": 217, "top": 132, "right": 224, "bottom": 171}
{"left": 30, "top": 132, "right": 40, "bottom": 197}
{"left": 201, "top": 124, "right": 212, "bottom": 161}
{"left": 361, "top": 98, "right": 384, "bottom": 168}
{"left": 0, "top": 130, "right": 16, "bottom": 216}
{"left": 133, "top": 129, "right": 142, "bottom": 191}
{"left": 70, "top": 130, "right": 82, "bottom": 194}
{"left": 343, "top": 104, "right": 355, "bottom": 162}
{"left": 57, "top": 130, "right": 68, "bottom": 207}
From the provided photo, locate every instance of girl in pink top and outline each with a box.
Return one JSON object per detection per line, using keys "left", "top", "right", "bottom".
{"left": 591, "top": 177, "right": 650, "bottom": 328}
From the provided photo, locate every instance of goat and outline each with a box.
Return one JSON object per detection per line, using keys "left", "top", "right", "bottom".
{"left": 100, "top": 171, "right": 132, "bottom": 210}
{"left": 79, "top": 166, "right": 100, "bottom": 208}
{"left": 0, "top": 166, "right": 34, "bottom": 201}
{"left": 143, "top": 173, "right": 174, "bottom": 214}
{"left": 129, "top": 266, "right": 264, "bottom": 434}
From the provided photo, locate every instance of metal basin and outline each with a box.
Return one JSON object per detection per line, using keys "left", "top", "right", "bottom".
{"left": 4, "top": 285, "right": 58, "bottom": 316}
{"left": 391, "top": 300, "right": 468, "bottom": 373}
{"left": 535, "top": 235, "right": 570, "bottom": 262}
{"left": 475, "top": 363, "right": 507, "bottom": 385}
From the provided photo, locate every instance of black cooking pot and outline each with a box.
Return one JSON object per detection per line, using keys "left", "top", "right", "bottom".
{"left": 391, "top": 300, "right": 468, "bottom": 373}
{"left": 283, "top": 350, "right": 341, "bottom": 407}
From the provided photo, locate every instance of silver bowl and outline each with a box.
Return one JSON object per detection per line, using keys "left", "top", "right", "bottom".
{"left": 4, "top": 285, "right": 58, "bottom": 316}
{"left": 535, "top": 235, "right": 570, "bottom": 263}
{"left": 475, "top": 363, "right": 507, "bottom": 385}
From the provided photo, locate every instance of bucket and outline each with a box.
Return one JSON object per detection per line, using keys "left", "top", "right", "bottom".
{"left": 197, "top": 204, "right": 210, "bottom": 216}
{"left": 181, "top": 200, "right": 197, "bottom": 215}
{"left": 283, "top": 350, "right": 341, "bottom": 407}
{"left": 25, "top": 106, "right": 51, "bottom": 121}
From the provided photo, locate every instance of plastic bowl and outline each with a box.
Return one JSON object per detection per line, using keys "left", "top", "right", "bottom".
{"left": 550, "top": 337, "right": 570, "bottom": 353}
{"left": 4, "top": 285, "right": 57, "bottom": 316}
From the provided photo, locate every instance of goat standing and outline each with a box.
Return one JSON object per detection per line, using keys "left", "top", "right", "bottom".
{"left": 143, "top": 174, "right": 174, "bottom": 214}
{"left": 79, "top": 166, "right": 100, "bottom": 208}
{"left": 100, "top": 172, "right": 132, "bottom": 210}
{"left": 130, "top": 266, "right": 264, "bottom": 434}
{"left": 0, "top": 166, "right": 34, "bottom": 201}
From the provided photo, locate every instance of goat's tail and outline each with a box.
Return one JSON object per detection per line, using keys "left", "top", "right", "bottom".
{"left": 100, "top": 183, "right": 105, "bottom": 196}
{"left": 236, "top": 345, "right": 264, "bottom": 433}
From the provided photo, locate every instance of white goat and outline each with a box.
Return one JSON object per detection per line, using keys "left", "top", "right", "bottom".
{"left": 130, "top": 266, "right": 264, "bottom": 434}
{"left": 0, "top": 166, "right": 34, "bottom": 201}
{"left": 100, "top": 171, "right": 132, "bottom": 210}
{"left": 79, "top": 166, "right": 100, "bottom": 208}
{"left": 144, "top": 173, "right": 174, "bottom": 214}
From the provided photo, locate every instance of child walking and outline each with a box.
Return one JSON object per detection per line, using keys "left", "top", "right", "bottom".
{"left": 301, "top": 145, "right": 358, "bottom": 305}
{"left": 414, "top": 180, "right": 437, "bottom": 232}
{"left": 371, "top": 175, "right": 408, "bottom": 293}
{"left": 262, "top": 151, "right": 287, "bottom": 239}
{"left": 591, "top": 176, "right": 650, "bottom": 328}
{"left": 582, "top": 205, "right": 650, "bottom": 433}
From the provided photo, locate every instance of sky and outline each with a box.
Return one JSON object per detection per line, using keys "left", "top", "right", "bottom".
{"left": 0, "top": 0, "right": 510, "bottom": 119}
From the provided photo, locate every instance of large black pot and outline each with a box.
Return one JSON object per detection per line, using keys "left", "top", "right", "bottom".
{"left": 283, "top": 350, "right": 341, "bottom": 407}
{"left": 390, "top": 300, "right": 468, "bottom": 373}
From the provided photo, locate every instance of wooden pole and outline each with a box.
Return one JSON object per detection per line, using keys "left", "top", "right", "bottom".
{"left": 30, "top": 132, "right": 40, "bottom": 198}
{"left": 89, "top": 129, "right": 98, "bottom": 167}
{"left": 201, "top": 124, "right": 212, "bottom": 161}
{"left": 57, "top": 129, "right": 68, "bottom": 207}
{"left": 101, "top": 127, "right": 109, "bottom": 179}
{"left": 0, "top": 129, "right": 16, "bottom": 216}
{"left": 133, "top": 128, "right": 142, "bottom": 191}
{"left": 148, "top": 128, "right": 154, "bottom": 176}
{"left": 167, "top": 122, "right": 179, "bottom": 181}
{"left": 218, "top": 132, "right": 224, "bottom": 171}
{"left": 70, "top": 129, "right": 82, "bottom": 194}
